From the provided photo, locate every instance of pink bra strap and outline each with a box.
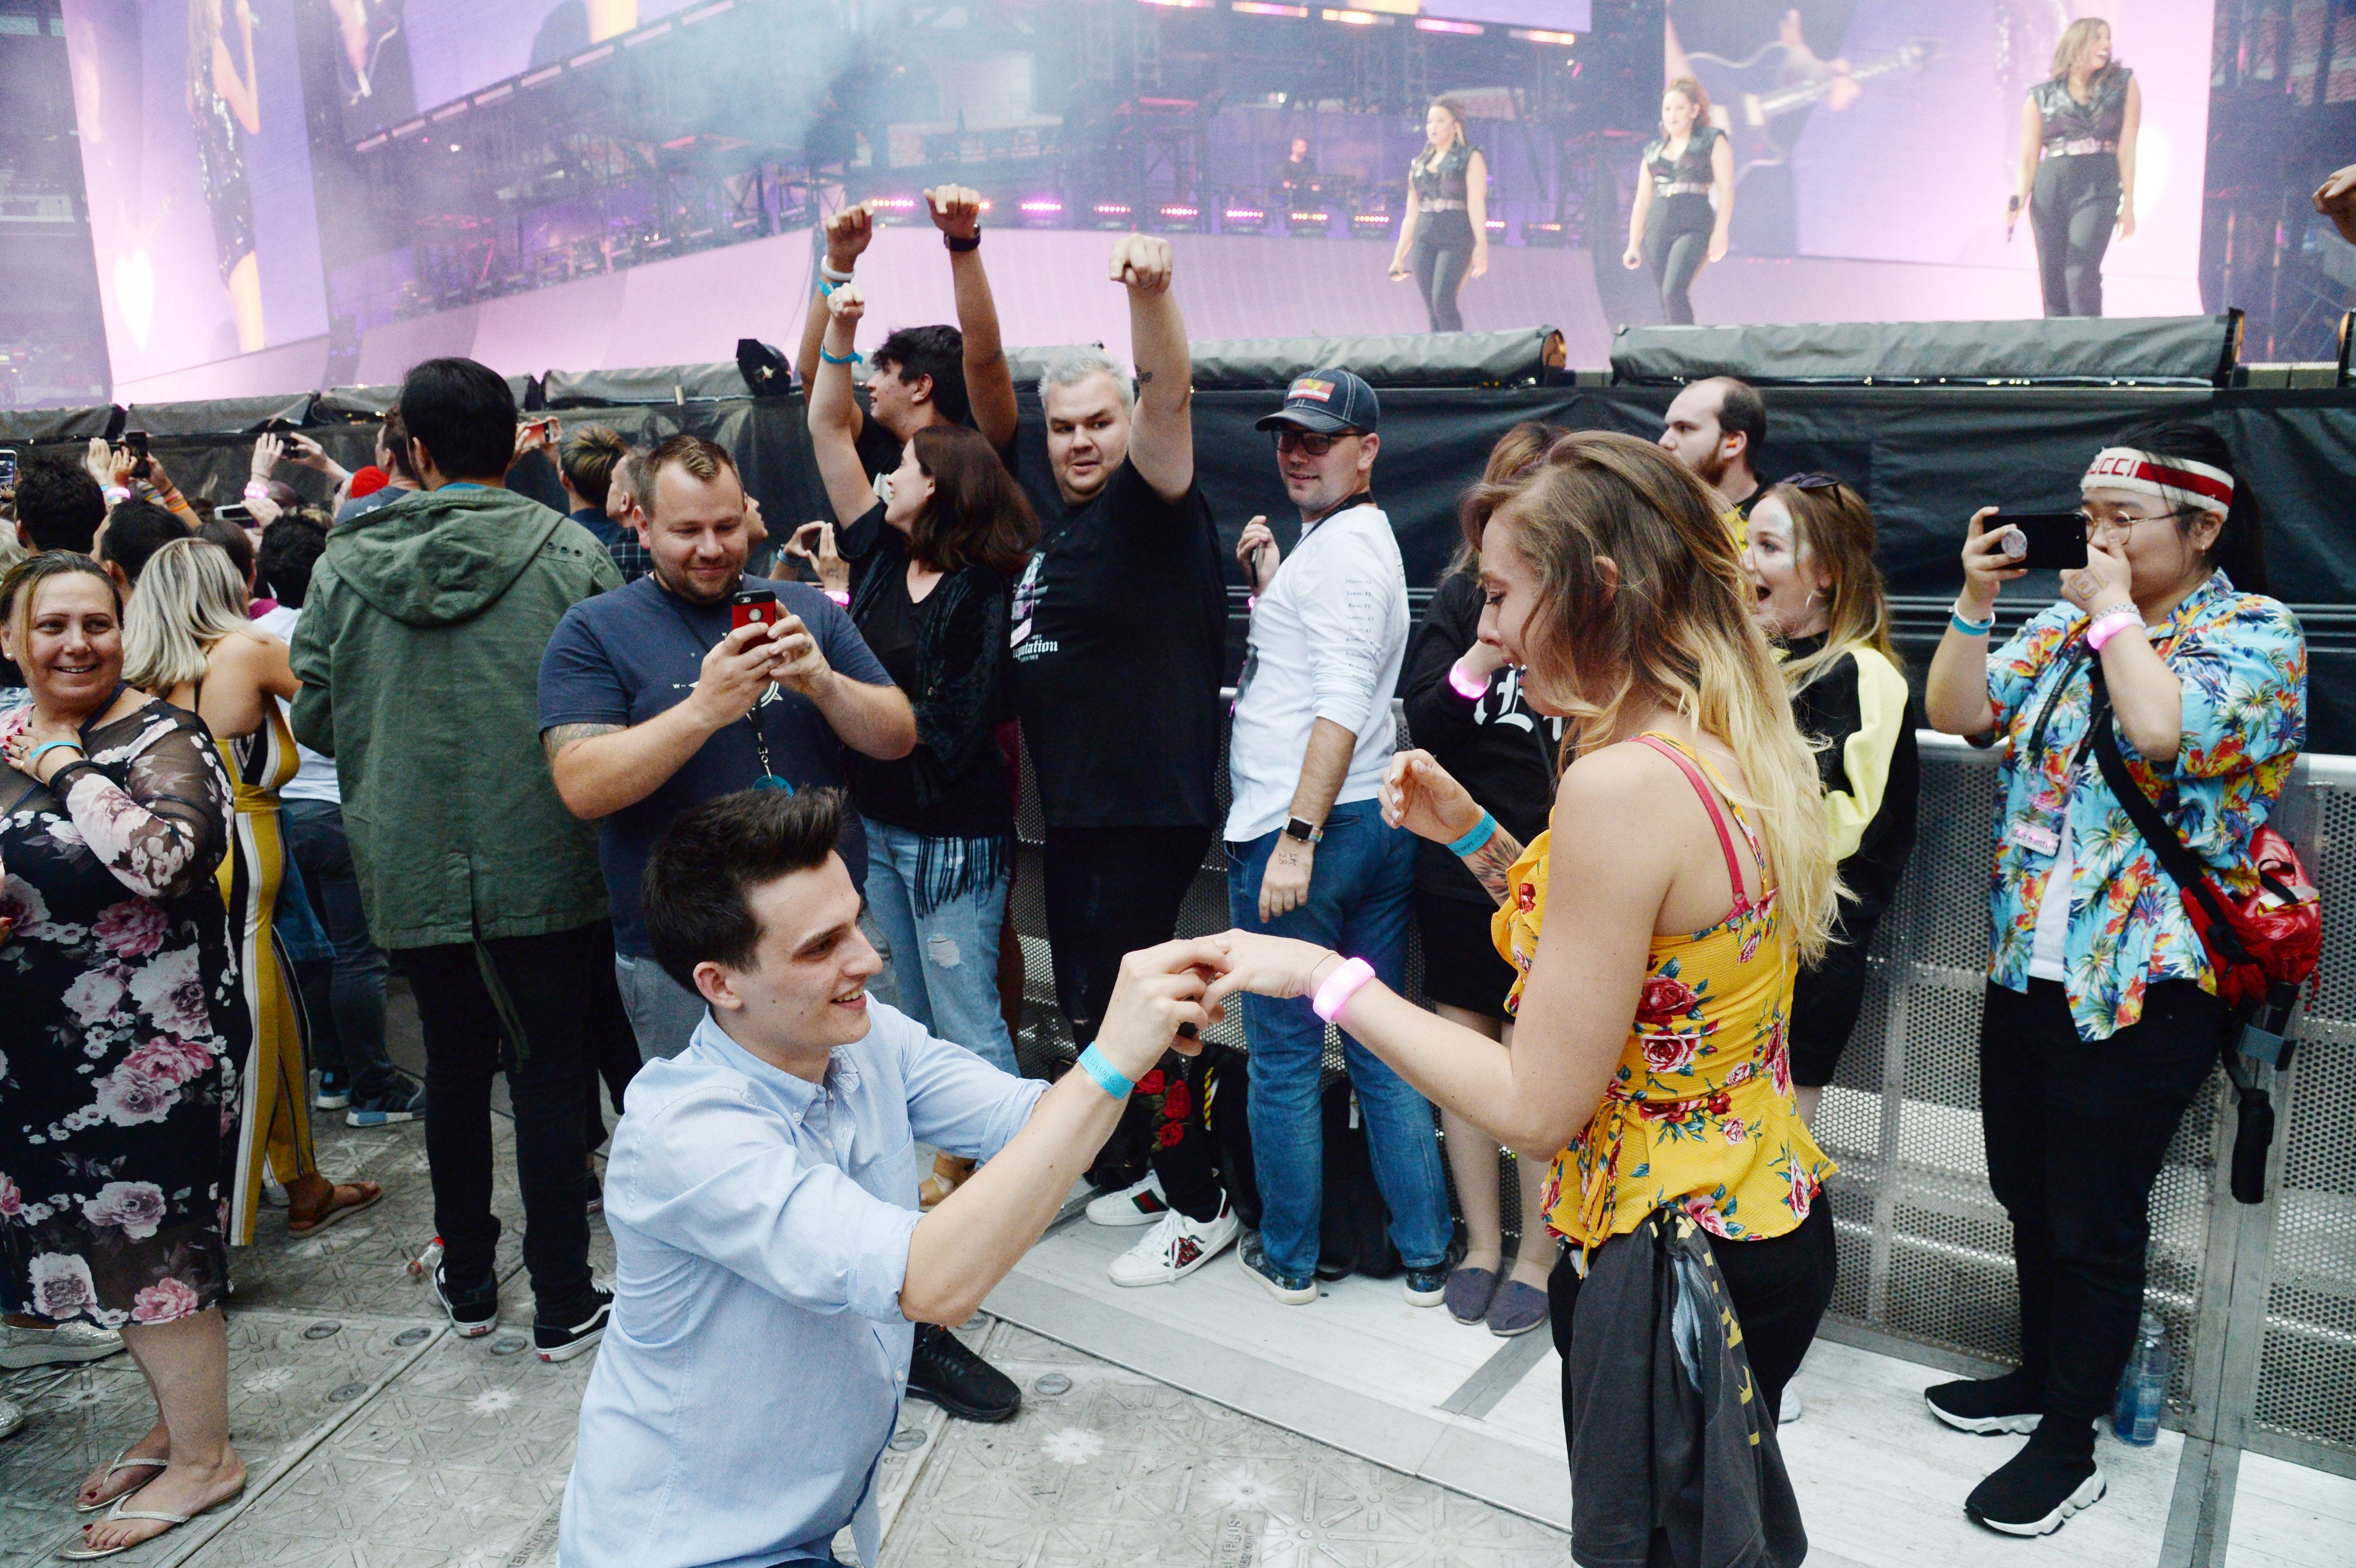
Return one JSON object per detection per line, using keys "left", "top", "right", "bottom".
{"left": 1635, "top": 734, "right": 1751, "bottom": 913}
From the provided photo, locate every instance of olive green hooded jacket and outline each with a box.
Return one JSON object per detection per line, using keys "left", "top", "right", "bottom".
{"left": 290, "top": 484, "right": 622, "bottom": 950}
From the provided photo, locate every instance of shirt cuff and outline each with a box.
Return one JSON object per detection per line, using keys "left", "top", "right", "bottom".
{"left": 852, "top": 1202, "right": 927, "bottom": 1325}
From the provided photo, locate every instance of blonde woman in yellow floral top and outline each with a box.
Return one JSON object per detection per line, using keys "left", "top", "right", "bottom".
{"left": 1206, "top": 432, "right": 1841, "bottom": 1495}
{"left": 1922, "top": 418, "right": 2302, "bottom": 1538}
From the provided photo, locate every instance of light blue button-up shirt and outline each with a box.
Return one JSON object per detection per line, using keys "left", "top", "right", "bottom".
{"left": 558, "top": 1003, "right": 1046, "bottom": 1568}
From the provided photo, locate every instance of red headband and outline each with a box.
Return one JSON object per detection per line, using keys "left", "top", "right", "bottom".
{"left": 2081, "top": 447, "right": 2235, "bottom": 515}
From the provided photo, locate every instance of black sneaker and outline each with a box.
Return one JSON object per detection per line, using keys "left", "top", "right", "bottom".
{"left": 346, "top": 1080, "right": 426, "bottom": 1127}
{"left": 1238, "top": 1231, "right": 1318, "bottom": 1305}
{"left": 433, "top": 1263, "right": 499, "bottom": 1338}
{"left": 534, "top": 1287, "right": 613, "bottom": 1363}
{"left": 1965, "top": 1440, "right": 2105, "bottom": 1535}
{"left": 1925, "top": 1369, "right": 2044, "bottom": 1435}
{"left": 905, "top": 1323, "right": 1020, "bottom": 1422}
{"left": 313, "top": 1071, "right": 350, "bottom": 1112}
{"left": 1401, "top": 1262, "right": 1450, "bottom": 1308}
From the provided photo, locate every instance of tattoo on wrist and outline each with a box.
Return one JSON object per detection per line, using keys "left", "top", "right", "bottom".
{"left": 1464, "top": 827, "right": 1525, "bottom": 907}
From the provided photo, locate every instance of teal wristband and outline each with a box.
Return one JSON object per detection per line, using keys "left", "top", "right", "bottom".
{"left": 1076, "top": 1044, "right": 1133, "bottom": 1100}
{"left": 1951, "top": 611, "right": 1995, "bottom": 636}
{"left": 1447, "top": 810, "right": 1498, "bottom": 859}
{"left": 818, "top": 347, "right": 862, "bottom": 365}
{"left": 26, "top": 741, "right": 86, "bottom": 768}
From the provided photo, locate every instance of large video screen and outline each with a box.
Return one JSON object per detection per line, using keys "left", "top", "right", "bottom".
{"left": 328, "top": 0, "right": 704, "bottom": 139}
{"left": 1664, "top": 0, "right": 2210, "bottom": 301}
{"left": 64, "top": 0, "right": 331, "bottom": 387}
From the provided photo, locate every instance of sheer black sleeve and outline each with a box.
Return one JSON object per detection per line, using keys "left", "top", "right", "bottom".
{"left": 55, "top": 709, "right": 233, "bottom": 901}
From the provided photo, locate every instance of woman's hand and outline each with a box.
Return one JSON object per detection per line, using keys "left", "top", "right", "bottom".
{"left": 282, "top": 431, "right": 349, "bottom": 485}
{"left": 1457, "top": 638, "right": 1506, "bottom": 685}
{"left": 1621, "top": 241, "right": 1642, "bottom": 270}
{"left": 3, "top": 707, "right": 86, "bottom": 786}
{"left": 1707, "top": 229, "right": 1730, "bottom": 264}
{"left": 2062, "top": 536, "right": 2135, "bottom": 617}
{"left": 1093, "top": 936, "right": 1235, "bottom": 1080}
{"left": 1469, "top": 239, "right": 1490, "bottom": 280}
{"left": 785, "top": 521, "right": 848, "bottom": 593}
{"left": 1380, "top": 749, "right": 1486, "bottom": 845}
{"left": 1388, "top": 249, "right": 1410, "bottom": 281}
{"left": 1197, "top": 930, "right": 1335, "bottom": 1012}
{"left": 2116, "top": 200, "right": 2136, "bottom": 240}
{"left": 83, "top": 437, "right": 123, "bottom": 491}
{"left": 250, "top": 433, "right": 284, "bottom": 480}
{"left": 1235, "top": 516, "right": 1278, "bottom": 593}
{"left": 1959, "top": 506, "right": 2025, "bottom": 620}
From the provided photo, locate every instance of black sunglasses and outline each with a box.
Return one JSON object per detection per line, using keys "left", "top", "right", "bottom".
{"left": 1778, "top": 472, "right": 1849, "bottom": 492}
{"left": 1271, "top": 428, "right": 1361, "bottom": 456}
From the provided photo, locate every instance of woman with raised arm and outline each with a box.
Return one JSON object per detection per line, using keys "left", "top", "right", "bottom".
{"left": 807, "top": 280, "right": 1038, "bottom": 1206}
{"left": 1623, "top": 77, "right": 1734, "bottom": 327}
{"left": 124, "top": 540, "right": 379, "bottom": 1246}
{"left": 1387, "top": 97, "right": 1489, "bottom": 333}
{"left": 0, "top": 554, "right": 245, "bottom": 1556}
{"left": 1206, "top": 432, "right": 1838, "bottom": 1539}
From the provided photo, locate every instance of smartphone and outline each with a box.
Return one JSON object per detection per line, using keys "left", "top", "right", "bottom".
{"left": 124, "top": 429, "right": 150, "bottom": 480}
{"left": 731, "top": 588, "right": 780, "bottom": 632}
{"left": 216, "top": 501, "right": 256, "bottom": 526}
{"left": 0, "top": 447, "right": 16, "bottom": 489}
{"left": 1997, "top": 512, "right": 2086, "bottom": 573}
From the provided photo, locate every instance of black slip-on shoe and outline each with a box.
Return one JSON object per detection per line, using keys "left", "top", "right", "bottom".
{"left": 434, "top": 1263, "right": 500, "bottom": 1339}
{"left": 906, "top": 1322, "right": 1021, "bottom": 1422}
{"left": 1926, "top": 1368, "right": 2044, "bottom": 1435}
{"left": 1966, "top": 1442, "right": 2105, "bottom": 1536}
{"left": 534, "top": 1287, "right": 613, "bottom": 1363}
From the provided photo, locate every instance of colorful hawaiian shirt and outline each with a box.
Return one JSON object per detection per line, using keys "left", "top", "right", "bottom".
{"left": 1982, "top": 570, "right": 2305, "bottom": 1041}
{"left": 1493, "top": 736, "right": 1835, "bottom": 1256}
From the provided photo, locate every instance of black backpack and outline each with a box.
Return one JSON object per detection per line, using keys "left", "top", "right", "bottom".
{"left": 1317, "top": 1078, "right": 1404, "bottom": 1280}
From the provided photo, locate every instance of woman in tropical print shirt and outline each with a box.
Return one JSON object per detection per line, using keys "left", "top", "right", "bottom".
{"left": 1923, "top": 419, "right": 2304, "bottom": 1537}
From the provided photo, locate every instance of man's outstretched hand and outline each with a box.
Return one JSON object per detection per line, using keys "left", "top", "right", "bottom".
{"left": 1092, "top": 937, "right": 1234, "bottom": 1081}
{"left": 825, "top": 201, "right": 878, "bottom": 272}
{"left": 1108, "top": 234, "right": 1174, "bottom": 294}
{"left": 927, "top": 185, "right": 983, "bottom": 241}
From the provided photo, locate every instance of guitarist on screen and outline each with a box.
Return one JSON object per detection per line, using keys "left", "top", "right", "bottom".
{"left": 1666, "top": 2, "right": 1860, "bottom": 257}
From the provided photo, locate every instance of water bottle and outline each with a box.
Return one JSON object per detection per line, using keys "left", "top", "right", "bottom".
{"left": 2112, "top": 1311, "right": 2169, "bottom": 1446}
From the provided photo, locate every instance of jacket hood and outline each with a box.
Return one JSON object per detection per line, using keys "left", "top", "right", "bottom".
{"left": 326, "top": 485, "right": 570, "bottom": 628}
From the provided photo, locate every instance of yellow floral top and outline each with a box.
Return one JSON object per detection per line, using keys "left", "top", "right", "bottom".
{"left": 1492, "top": 734, "right": 1835, "bottom": 1255}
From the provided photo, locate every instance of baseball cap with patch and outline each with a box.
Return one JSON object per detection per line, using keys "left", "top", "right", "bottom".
{"left": 1254, "top": 368, "right": 1380, "bottom": 436}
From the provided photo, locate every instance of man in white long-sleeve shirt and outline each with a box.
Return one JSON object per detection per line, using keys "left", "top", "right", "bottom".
{"left": 1222, "top": 369, "right": 1451, "bottom": 1307}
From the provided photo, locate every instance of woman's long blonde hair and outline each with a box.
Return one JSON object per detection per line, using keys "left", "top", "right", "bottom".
{"left": 1761, "top": 477, "right": 1901, "bottom": 693}
{"left": 1462, "top": 431, "right": 1838, "bottom": 963}
{"left": 124, "top": 537, "right": 253, "bottom": 694}
{"left": 2050, "top": 18, "right": 2117, "bottom": 82}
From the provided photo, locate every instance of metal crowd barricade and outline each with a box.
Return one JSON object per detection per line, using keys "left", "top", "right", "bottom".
{"left": 1004, "top": 707, "right": 2356, "bottom": 1503}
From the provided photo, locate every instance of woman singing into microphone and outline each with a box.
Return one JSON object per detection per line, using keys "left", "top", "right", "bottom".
{"left": 2013, "top": 18, "right": 2140, "bottom": 318}
{"left": 1623, "top": 77, "right": 1733, "bottom": 327}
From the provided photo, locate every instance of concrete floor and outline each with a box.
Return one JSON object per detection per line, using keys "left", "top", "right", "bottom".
{"left": 4, "top": 980, "right": 2347, "bottom": 1568}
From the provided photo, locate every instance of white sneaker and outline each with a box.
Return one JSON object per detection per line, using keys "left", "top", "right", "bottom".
{"left": 1108, "top": 1203, "right": 1240, "bottom": 1287}
{"left": 0, "top": 1319, "right": 126, "bottom": 1370}
{"left": 1085, "top": 1170, "right": 1170, "bottom": 1227}
{"left": 1779, "top": 1386, "right": 1803, "bottom": 1425}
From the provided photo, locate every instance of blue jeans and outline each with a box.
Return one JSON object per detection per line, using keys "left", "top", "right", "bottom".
{"left": 1227, "top": 798, "right": 1449, "bottom": 1279}
{"left": 863, "top": 818, "right": 1018, "bottom": 1076}
{"left": 281, "top": 798, "right": 401, "bottom": 1100}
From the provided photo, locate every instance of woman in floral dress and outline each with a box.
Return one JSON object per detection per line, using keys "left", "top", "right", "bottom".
{"left": 0, "top": 553, "right": 249, "bottom": 1555}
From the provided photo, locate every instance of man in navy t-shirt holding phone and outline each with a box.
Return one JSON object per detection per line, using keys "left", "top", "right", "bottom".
{"left": 537, "top": 434, "right": 916, "bottom": 1065}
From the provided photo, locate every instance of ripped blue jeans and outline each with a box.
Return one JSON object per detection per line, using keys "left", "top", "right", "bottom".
{"left": 862, "top": 817, "right": 1019, "bottom": 1076}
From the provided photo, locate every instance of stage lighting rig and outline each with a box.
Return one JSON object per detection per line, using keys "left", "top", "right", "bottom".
{"left": 1091, "top": 202, "right": 1135, "bottom": 230}
{"left": 870, "top": 196, "right": 921, "bottom": 226}
{"left": 1521, "top": 220, "right": 1571, "bottom": 248}
{"left": 1017, "top": 197, "right": 1066, "bottom": 228}
{"left": 1350, "top": 211, "right": 1394, "bottom": 240}
{"left": 1155, "top": 203, "right": 1202, "bottom": 232}
{"left": 1221, "top": 199, "right": 1267, "bottom": 234}
{"left": 1284, "top": 205, "right": 1332, "bottom": 239}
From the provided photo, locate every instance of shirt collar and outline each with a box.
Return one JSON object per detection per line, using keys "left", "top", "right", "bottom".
{"left": 687, "top": 1011, "right": 860, "bottom": 1122}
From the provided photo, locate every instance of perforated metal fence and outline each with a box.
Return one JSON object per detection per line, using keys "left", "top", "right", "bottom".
{"left": 1000, "top": 711, "right": 2356, "bottom": 1478}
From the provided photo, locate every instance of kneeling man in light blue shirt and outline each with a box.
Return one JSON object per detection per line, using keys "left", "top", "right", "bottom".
{"left": 559, "top": 786, "right": 1227, "bottom": 1568}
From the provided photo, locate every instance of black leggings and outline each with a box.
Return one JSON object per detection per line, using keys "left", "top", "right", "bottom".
{"left": 1410, "top": 210, "right": 1475, "bottom": 332}
{"left": 1981, "top": 978, "right": 2221, "bottom": 1432}
{"left": 1644, "top": 210, "right": 1713, "bottom": 326}
{"left": 1550, "top": 1197, "right": 1836, "bottom": 1434}
{"left": 2030, "top": 152, "right": 2120, "bottom": 317}
{"left": 1041, "top": 823, "right": 1223, "bottom": 1215}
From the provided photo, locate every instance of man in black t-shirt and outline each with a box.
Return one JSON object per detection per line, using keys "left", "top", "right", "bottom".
{"left": 1009, "top": 238, "right": 1234, "bottom": 1257}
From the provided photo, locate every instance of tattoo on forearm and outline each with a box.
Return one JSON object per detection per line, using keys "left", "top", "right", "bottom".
{"left": 1462, "top": 825, "right": 1526, "bottom": 907}
{"left": 542, "top": 722, "right": 622, "bottom": 762}
{"left": 1136, "top": 369, "right": 1156, "bottom": 386}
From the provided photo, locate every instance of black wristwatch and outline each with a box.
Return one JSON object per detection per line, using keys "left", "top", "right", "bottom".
{"left": 1283, "top": 817, "right": 1324, "bottom": 845}
{"left": 944, "top": 228, "right": 982, "bottom": 253}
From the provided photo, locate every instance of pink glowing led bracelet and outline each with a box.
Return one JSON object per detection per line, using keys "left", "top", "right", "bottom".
{"left": 1447, "top": 660, "right": 1488, "bottom": 699}
{"left": 1311, "top": 957, "right": 1376, "bottom": 1023}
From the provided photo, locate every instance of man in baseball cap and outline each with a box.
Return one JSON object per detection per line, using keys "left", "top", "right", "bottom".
{"left": 1224, "top": 367, "right": 1450, "bottom": 1308}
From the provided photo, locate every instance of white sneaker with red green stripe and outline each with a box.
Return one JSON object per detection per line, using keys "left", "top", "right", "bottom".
{"left": 1108, "top": 1202, "right": 1239, "bottom": 1287}
{"left": 1085, "top": 1170, "right": 1170, "bottom": 1227}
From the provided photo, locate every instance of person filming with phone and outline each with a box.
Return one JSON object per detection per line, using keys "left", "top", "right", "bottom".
{"left": 537, "top": 434, "right": 915, "bottom": 1067}
{"left": 1921, "top": 419, "right": 2304, "bottom": 1535}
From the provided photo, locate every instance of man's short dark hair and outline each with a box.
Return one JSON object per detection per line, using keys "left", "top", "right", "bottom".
{"left": 14, "top": 457, "right": 104, "bottom": 554}
{"left": 873, "top": 325, "right": 971, "bottom": 427}
{"left": 1703, "top": 376, "right": 1766, "bottom": 459}
{"left": 639, "top": 434, "right": 741, "bottom": 524}
{"left": 258, "top": 514, "right": 330, "bottom": 607}
{"left": 379, "top": 407, "right": 419, "bottom": 482}
{"left": 560, "top": 425, "right": 630, "bottom": 510}
{"left": 98, "top": 501, "right": 192, "bottom": 586}
{"left": 643, "top": 787, "right": 847, "bottom": 991}
{"left": 196, "top": 518, "right": 255, "bottom": 587}
{"left": 397, "top": 357, "right": 516, "bottom": 482}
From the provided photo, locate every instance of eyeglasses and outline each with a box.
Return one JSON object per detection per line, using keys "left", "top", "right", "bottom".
{"left": 1271, "top": 428, "right": 1359, "bottom": 456}
{"left": 1777, "top": 472, "right": 1847, "bottom": 493}
{"left": 2076, "top": 506, "right": 2192, "bottom": 542}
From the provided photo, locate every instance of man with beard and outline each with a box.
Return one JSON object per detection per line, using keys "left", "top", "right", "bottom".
{"left": 537, "top": 434, "right": 914, "bottom": 1066}
{"left": 1657, "top": 375, "right": 1768, "bottom": 528}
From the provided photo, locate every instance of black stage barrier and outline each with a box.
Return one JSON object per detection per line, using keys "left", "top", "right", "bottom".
{"left": 1610, "top": 313, "right": 2244, "bottom": 387}
{"left": 8, "top": 380, "right": 2349, "bottom": 745}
